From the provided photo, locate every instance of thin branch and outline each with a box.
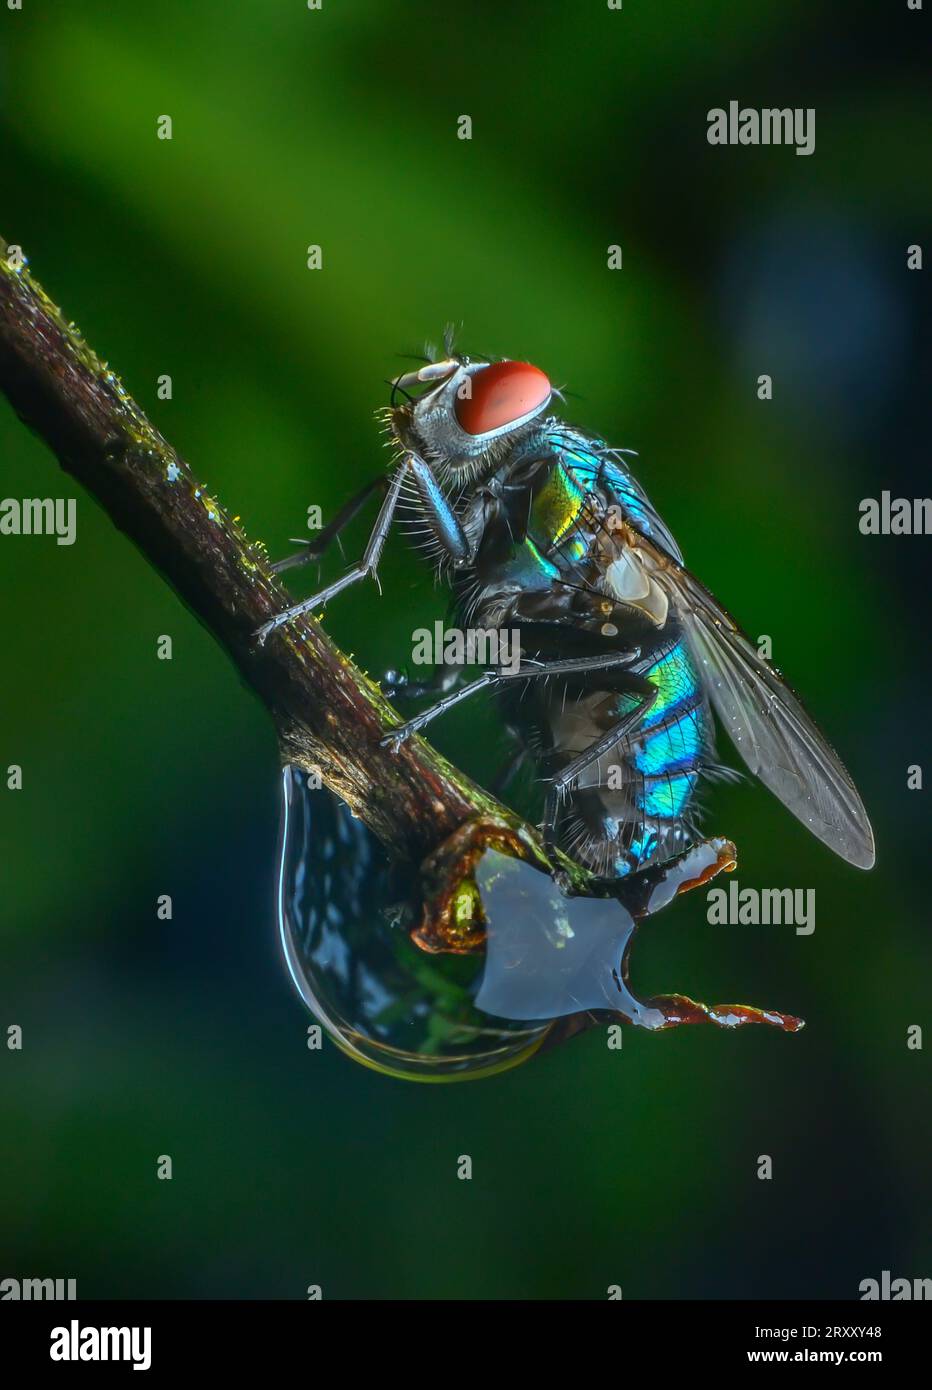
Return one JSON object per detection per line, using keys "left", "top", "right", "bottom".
{"left": 0, "top": 237, "right": 574, "bottom": 874}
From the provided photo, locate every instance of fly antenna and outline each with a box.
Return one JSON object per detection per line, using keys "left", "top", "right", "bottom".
{"left": 387, "top": 377, "right": 414, "bottom": 407}
{"left": 442, "top": 322, "right": 458, "bottom": 357}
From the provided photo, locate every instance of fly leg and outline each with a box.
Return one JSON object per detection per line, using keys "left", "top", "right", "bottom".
{"left": 631, "top": 995, "right": 804, "bottom": 1032}
{"left": 271, "top": 475, "right": 389, "bottom": 574}
{"left": 256, "top": 465, "right": 406, "bottom": 644}
{"left": 605, "top": 839, "right": 804, "bottom": 1033}
{"left": 402, "top": 451, "right": 473, "bottom": 565}
{"left": 540, "top": 677, "right": 658, "bottom": 858}
{"left": 380, "top": 449, "right": 497, "bottom": 704}
{"left": 595, "top": 835, "right": 738, "bottom": 914}
{"left": 540, "top": 992, "right": 805, "bottom": 1046}
{"left": 379, "top": 649, "right": 641, "bottom": 751}
{"left": 257, "top": 451, "right": 473, "bottom": 643}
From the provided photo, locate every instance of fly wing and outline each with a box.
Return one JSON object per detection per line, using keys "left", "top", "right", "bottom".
{"left": 602, "top": 460, "right": 685, "bottom": 565}
{"left": 556, "top": 438, "right": 686, "bottom": 565}
{"left": 627, "top": 530, "right": 875, "bottom": 869}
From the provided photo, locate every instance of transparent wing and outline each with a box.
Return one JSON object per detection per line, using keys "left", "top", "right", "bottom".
{"left": 629, "top": 531, "right": 875, "bottom": 869}
{"left": 555, "top": 436, "right": 686, "bottom": 565}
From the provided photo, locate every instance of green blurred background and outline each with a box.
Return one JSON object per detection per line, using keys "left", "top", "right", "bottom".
{"left": 1, "top": 0, "right": 929, "bottom": 1298}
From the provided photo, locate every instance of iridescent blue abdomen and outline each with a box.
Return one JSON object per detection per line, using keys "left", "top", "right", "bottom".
{"left": 615, "top": 636, "right": 710, "bottom": 872}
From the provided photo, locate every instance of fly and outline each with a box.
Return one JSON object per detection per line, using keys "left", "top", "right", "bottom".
{"left": 258, "top": 343, "right": 875, "bottom": 884}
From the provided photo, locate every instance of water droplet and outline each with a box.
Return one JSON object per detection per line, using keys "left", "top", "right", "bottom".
{"left": 277, "top": 766, "right": 556, "bottom": 1080}
{"left": 276, "top": 768, "right": 802, "bottom": 1081}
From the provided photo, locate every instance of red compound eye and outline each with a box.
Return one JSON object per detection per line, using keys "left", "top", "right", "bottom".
{"left": 454, "top": 360, "right": 551, "bottom": 435}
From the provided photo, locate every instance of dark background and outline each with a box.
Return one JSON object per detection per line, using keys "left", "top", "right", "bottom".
{"left": 1, "top": 1, "right": 929, "bottom": 1298}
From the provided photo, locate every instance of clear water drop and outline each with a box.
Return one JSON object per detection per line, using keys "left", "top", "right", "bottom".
{"left": 276, "top": 767, "right": 803, "bottom": 1082}
{"left": 276, "top": 766, "right": 556, "bottom": 1081}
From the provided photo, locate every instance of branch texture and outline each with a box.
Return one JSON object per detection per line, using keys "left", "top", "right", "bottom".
{"left": 0, "top": 238, "right": 533, "bottom": 867}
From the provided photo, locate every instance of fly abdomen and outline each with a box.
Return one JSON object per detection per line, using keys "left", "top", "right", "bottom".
{"left": 559, "top": 636, "right": 712, "bottom": 879}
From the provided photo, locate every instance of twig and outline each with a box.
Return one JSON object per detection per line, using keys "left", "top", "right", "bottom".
{"left": 0, "top": 237, "right": 562, "bottom": 871}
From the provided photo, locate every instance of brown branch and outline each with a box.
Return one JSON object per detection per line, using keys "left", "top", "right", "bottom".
{"left": 0, "top": 236, "right": 570, "bottom": 872}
